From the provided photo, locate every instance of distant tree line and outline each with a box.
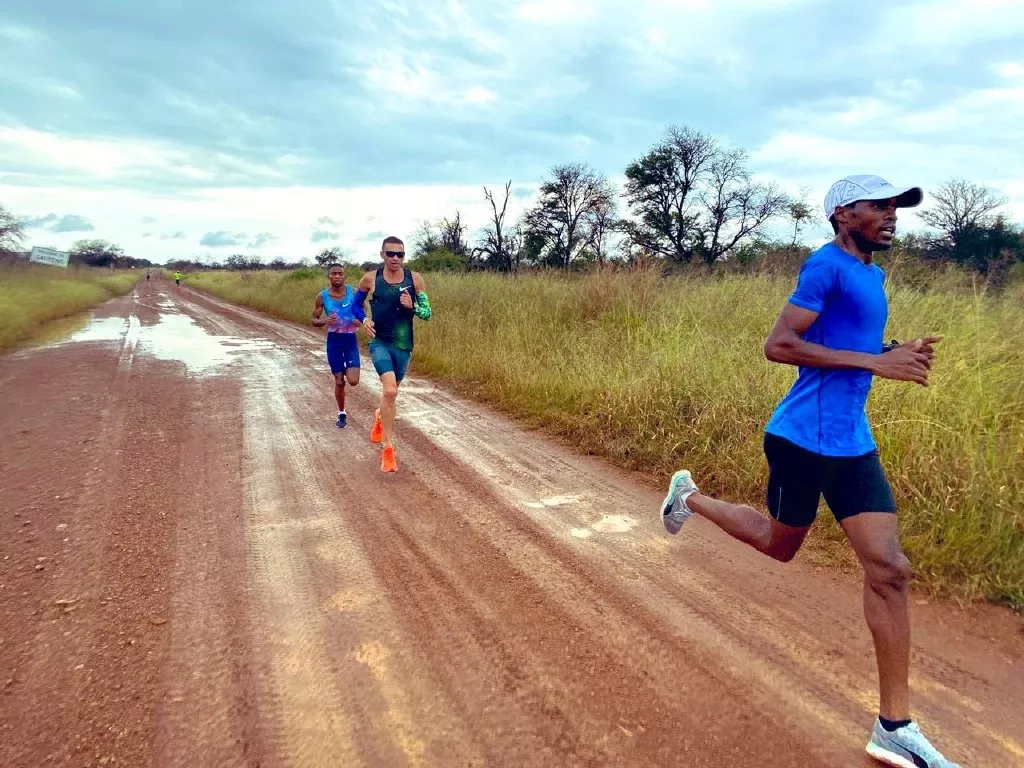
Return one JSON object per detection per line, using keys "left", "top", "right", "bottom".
{"left": 2, "top": 124, "right": 1020, "bottom": 281}
{"left": 0, "top": 218, "right": 157, "bottom": 270}
{"left": 407, "top": 126, "right": 1022, "bottom": 280}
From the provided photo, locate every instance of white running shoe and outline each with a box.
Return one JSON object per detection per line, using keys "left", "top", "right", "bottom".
{"left": 866, "top": 719, "right": 961, "bottom": 767}
{"left": 660, "top": 470, "right": 698, "bottom": 535}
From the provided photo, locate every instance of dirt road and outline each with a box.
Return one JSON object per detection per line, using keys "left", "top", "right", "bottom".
{"left": 1, "top": 276, "right": 1021, "bottom": 768}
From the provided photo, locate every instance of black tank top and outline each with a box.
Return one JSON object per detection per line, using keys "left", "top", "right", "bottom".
{"left": 370, "top": 268, "right": 416, "bottom": 351}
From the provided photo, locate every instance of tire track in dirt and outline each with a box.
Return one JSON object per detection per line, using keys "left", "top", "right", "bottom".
{"left": 355, "top": 375, "right": 1024, "bottom": 767}
{"left": 178, "top": 290, "right": 852, "bottom": 765}
{"left": 3, "top": 280, "right": 1021, "bottom": 768}
{"left": 151, "top": 381, "right": 264, "bottom": 768}
{"left": 178, "top": 282, "right": 1024, "bottom": 767}
{"left": 236, "top": 341, "right": 488, "bottom": 767}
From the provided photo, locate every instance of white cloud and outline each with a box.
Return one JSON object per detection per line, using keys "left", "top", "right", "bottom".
{"left": 0, "top": 127, "right": 294, "bottom": 185}
{"left": 464, "top": 86, "right": 497, "bottom": 104}
{"left": 0, "top": 180, "right": 537, "bottom": 264}
{"left": 514, "top": 0, "right": 594, "bottom": 24}
{"left": 0, "top": 23, "right": 43, "bottom": 45}
{"left": 2, "top": 0, "right": 1023, "bottom": 264}
{"left": 994, "top": 61, "right": 1024, "bottom": 78}
{"left": 880, "top": 0, "right": 1024, "bottom": 48}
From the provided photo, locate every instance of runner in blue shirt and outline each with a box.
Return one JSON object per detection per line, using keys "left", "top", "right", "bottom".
{"left": 658, "top": 175, "right": 959, "bottom": 767}
{"left": 312, "top": 262, "right": 365, "bottom": 428}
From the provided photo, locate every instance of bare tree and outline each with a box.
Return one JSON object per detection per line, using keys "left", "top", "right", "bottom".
{"left": 475, "top": 180, "right": 520, "bottom": 272}
{"left": 1, "top": 204, "right": 25, "bottom": 255}
{"left": 919, "top": 178, "right": 1007, "bottom": 247}
{"left": 698, "top": 148, "right": 790, "bottom": 263}
{"left": 522, "top": 163, "right": 614, "bottom": 268}
{"left": 585, "top": 185, "right": 618, "bottom": 267}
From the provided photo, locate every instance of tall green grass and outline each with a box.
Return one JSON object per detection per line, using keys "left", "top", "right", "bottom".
{"left": 189, "top": 266, "right": 1024, "bottom": 608}
{"left": 0, "top": 262, "right": 139, "bottom": 350}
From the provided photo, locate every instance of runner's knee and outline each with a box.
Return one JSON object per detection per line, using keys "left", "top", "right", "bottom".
{"left": 864, "top": 545, "right": 911, "bottom": 593}
{"left": 382, "top": 382, "right": 398, "bottom": 400}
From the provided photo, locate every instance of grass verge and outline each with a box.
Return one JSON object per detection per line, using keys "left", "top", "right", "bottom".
{"left": 0, "top": 262, "right": 139, "bottom": 351}
{"left": 188, "top": 266, "right": 1024, "bottom": 609}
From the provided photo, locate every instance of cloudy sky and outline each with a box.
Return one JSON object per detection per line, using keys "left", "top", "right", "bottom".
{"left": 1, "top": 0, "right": 1023, "bottom": 264}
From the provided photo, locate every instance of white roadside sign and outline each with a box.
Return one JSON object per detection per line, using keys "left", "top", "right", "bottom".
{"left": 29, "top": 246, "right": 71, "bottom": 268}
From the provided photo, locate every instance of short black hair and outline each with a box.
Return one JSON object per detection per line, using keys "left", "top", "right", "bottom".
{"left": 381, "top": 235, "right": 404, "bottom": 250}
{"left": 829, "top": 203, "right": 856, "bottom": 234}
{"left": 326, "top": 262, "right": 344, "bottom": 271}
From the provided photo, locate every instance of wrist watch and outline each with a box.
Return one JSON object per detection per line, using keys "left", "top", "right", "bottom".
{"left": 881, "top": 339, "right": 899, "bottom": 353}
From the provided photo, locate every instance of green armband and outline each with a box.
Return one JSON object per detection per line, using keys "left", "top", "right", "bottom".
{"left": 414, "top": 291, "right": 432, "bottom": 320}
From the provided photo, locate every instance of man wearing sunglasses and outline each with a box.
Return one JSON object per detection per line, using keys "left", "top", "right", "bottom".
{"left": 353, "top": 235, "right": 432, "bottom": 472}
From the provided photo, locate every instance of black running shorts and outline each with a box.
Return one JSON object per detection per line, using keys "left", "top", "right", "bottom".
{"left": 763, "top": 432, "right": 896, "bottom": 528}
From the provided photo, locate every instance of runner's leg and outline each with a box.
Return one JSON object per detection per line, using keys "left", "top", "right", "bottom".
{"left": 380, "top": 345, "right": 410, "bottom": 449}
{"left": 820, "top": 448, "right": 908, "bottom": 722}
{"left": 380, "top": 371, "right": 398, "bottom": 448}
{"left": 343, "top": 334, "right": 361, "bottom": 388}
{"left": 687, "top": 495, "right": 810, "bottom": 562}
{"left": 843, "top": 512, "right": 911, "bottom": 720}
{"left": 334, "top": 373, "right": 346, "bottom": 412}
{"left": 666, "top": 433, "right": 817, "bottom": 561}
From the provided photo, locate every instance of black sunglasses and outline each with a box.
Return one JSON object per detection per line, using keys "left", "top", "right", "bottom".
{"left": 384, "top": 250, "right": 405, "bottom": 258}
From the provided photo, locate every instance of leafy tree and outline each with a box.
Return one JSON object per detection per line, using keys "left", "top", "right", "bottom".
{"left": 406, "top": 247, "right": 467, "bottom": 272}
{"left": 787, "top": 187, "right": 814, "bottom": 247}
{"left": 414, "top": 213, "right": 470, "bottom": 263}
{"left": 70, "top": 239, "right": 125, "bottom": 268}
{"left": 622, "top": 125, "right": 789, "bottom": 264}
{"left": 314, "top": 246, "right": 347, "bottom": 268}
{"left": 521, "top": 163, "right": 615, "bottom": 268}
{"left": 0, "top": 204, "right": 25, "bottom": 254}
{"left": 927, "top": 215, "right": 1023, "bottom": 275}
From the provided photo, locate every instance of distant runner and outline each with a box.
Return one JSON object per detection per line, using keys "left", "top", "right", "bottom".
{"left": 659, "top": 175, "right": 959, "bottom": 768}
{"left": 174, "top": 271, "right": 182, "bottom": 286}
{"left": 311, "top": 263, "right": 364, "bottom": 428}
{"left": 353, "top": 236, "right": 432, "bottom": 472}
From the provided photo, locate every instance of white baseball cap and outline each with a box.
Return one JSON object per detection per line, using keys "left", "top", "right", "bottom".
{"left": 824, "top": 175, "right": 923, "bottom": 219}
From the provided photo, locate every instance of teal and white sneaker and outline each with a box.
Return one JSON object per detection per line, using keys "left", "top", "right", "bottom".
{"left": 866, "top": 719, "right": 960, "bottom": 767}
{"left": 660, "top": 470, "right": 699, "bottom": 535}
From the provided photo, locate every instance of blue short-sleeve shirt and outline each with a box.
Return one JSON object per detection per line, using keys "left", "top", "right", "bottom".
{"left": 764, "top": 243, "right": 889, "bottom": 457}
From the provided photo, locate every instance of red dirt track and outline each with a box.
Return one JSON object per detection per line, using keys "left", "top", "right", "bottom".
{"left": 1, "top": 275, "right": 1021, "bottom": 767}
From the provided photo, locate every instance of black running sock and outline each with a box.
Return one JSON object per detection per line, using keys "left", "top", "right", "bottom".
{"left": 879, "top": 716, "right": 912, "bottom": 732}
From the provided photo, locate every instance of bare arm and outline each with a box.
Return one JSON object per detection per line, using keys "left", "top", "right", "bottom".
{"left": 356, "top": 271, "right": 376, "bottom": 337}
{"left": 764, "top": 303, "right": 939, "bottom": 386}
{"left": 311, "top": 293, "right": 328, "bottom": 327}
